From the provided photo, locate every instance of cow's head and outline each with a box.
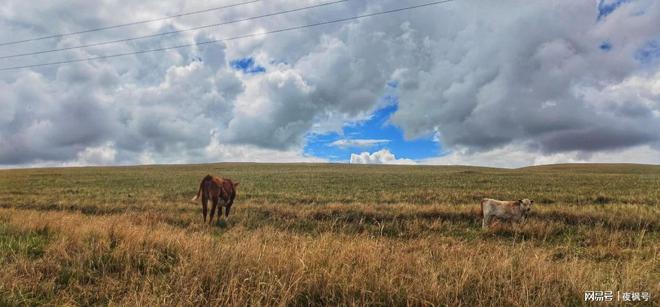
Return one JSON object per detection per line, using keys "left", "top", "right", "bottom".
{"left": 518, "top": 199, "right": 534, "bottom": 212}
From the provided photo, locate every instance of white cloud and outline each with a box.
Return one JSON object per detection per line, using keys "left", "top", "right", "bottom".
{"left": 205, "top": 131, "right": 325, "bottom": 163}
{"left": 424, "top": 144, "right": 660, "bottom": 168}
{"left": 75, "top": 143, "right": 117, "bottom": 166}
{"left": 350, "top": 149, "right": 416, "bottom": 165}
{"left": 330, "top": 139, "right": 390, "bottom": 149}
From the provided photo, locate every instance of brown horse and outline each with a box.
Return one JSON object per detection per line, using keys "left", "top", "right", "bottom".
{"left": 191, "top": 175, "right": 239, "bottom": 223}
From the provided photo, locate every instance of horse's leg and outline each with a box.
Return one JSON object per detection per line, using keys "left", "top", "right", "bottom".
{"left": 202, "top": 192, "right": 208, "bottom": 223}
{"left": 209, "top": 195, "right": 218, "bottom": 224}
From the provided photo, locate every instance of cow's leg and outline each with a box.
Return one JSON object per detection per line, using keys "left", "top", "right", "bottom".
{"left": 202, "top": 193, "right": 208, "bottom": 223}
{"left": 509, "top": 215, "right": 519, "bottom": 226}
{"left": 209, "top": 196, "right": 218, "bottom": 224}
{"left": 216, "top": 199, "right": 224, "bottom": 223}
{"left": 482, "top": 215, "right": 490, "bottom": 229}
{"left": 225, "top": 196, "right": 234, "bottom": 217}
{"left": 225, "top": 204, "right": 231, "bottom": 217}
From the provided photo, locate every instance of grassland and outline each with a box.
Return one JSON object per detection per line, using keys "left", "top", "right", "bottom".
{"left": 0, "top": 163, "right": 658, "bottom": 306}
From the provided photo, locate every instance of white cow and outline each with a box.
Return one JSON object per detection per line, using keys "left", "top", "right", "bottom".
{"left": 481, "top": 198, "right": 534, "bottom": 229}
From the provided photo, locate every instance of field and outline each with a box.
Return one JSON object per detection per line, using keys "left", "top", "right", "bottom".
{"left": 0, "top": 163, "right": 658, "bottom": 306}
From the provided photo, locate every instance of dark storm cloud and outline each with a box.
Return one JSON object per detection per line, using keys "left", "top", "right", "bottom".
{"left": 535, "top": 126, "right": 657, "bottom": 153}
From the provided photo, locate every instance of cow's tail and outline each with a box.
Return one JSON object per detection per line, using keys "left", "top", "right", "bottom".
{"left": 191, "top": 175, "right": 212, "bottom": 201}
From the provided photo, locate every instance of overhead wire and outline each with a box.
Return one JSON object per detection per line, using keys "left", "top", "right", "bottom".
{"left": 0, "top": 0, "right": 348, "bottom": 60}
{"left": 0, "top": 0, "right": 263, "bottom": 46}
{"left": 0, "top": 0, "right": 456, "bottom": 71}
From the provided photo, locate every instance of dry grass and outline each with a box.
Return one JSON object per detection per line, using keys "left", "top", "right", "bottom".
{"left": 0, "top": 163, "right": 658, "bottom": 306}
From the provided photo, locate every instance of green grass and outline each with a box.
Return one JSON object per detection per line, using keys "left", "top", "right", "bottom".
{"left": 1, "top": 163, "right": 659, "bottom": 213}
{"left": 0, "top": 163, "right": 657, "bottom": 306}
{"left": 0, "top": 223, "right": 51, "bottom": 261}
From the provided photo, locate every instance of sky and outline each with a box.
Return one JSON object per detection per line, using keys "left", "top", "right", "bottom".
{"left": 0, "top": 0, "right": 659, "bottom": 168}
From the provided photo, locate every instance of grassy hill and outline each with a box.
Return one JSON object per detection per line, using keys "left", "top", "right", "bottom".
{"left": 0, "top": 163, "right": 658, "bottom": 305}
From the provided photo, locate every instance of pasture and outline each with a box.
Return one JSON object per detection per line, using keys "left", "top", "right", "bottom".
{"left": 0, "top": 163, "right": 658, "bottom": 306}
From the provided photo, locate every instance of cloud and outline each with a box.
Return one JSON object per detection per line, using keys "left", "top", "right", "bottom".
{"left": 0, "top": 0, "right": 659, "bottom": 167}
{"left": 424, "top": 144, "right": 660, "bottom": 169}
{"left": 75, "top": 142, "right": 117, "bottom": 166}
{"left": 329, "top": 139, "right": 390, "bottom": 149}
{"left": 350, "top": 149, "right": 416, "bottom": 165}
{"left": 388, "top": 0, "right": 660, "bottom": 155}
{"left": 205, "top": 133, "right": 326, "bottom": 163}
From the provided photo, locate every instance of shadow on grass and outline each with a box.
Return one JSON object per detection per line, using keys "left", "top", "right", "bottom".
{"left": 533, "top": 211, "right": 656, "bottom": 232}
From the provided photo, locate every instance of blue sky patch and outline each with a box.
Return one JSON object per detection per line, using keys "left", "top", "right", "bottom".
{"left": 599, "top": 41, "right": 612, "bottom": 51}
{"left": 597, "top": 0, "right": 630, "bottom": 21}
{"left": 386, "top": 80, "right": 399, "bottom": 88}
{"left": 304, "top": 101, "right": 441, "bottom": 162}
{"left": 230, "top": 57, "right": 266, "bottom": 74}
{"left": 635, "top": 39, "right": 660, "bottom": 63}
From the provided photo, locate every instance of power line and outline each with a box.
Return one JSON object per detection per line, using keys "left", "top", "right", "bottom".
{"left": 0, "top": 0, "right": 262, "bottom": 47}
{"left": 0, "top": 0, "right": 456, "bottom": 72}
{"left": 0, "top": 0, "right": 348, "bottom": 60}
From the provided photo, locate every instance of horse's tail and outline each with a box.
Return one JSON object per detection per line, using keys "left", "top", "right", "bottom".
{"left": 191, "top": 175, "right": 213, "bottom": 201}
